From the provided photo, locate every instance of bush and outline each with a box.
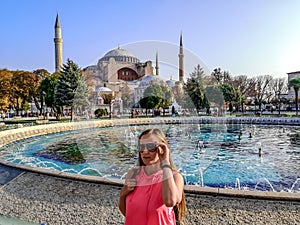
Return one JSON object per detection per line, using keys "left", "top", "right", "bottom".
{"left": 94, "top": 108, "right": 108, "bottom": 118}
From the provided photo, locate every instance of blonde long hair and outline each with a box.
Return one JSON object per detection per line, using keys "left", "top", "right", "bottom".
{"left": 137, "top": 128, "right": 186, "bottom": 223}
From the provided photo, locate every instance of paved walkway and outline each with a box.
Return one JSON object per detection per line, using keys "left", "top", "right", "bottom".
{"left": 0, "top": 165, "right": 38, "bottom": 224}
{"left": 0, "top": 164, "right": 23, "bottom": 185}
{"left": 0, "top": 169, "right": 299, "bottom": 225}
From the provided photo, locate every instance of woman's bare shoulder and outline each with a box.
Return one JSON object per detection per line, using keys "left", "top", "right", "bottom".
{"left": 125, "top": 167, "right": 139, "bottom": 179}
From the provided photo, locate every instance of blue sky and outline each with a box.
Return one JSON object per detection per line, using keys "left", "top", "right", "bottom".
{"left": 1, "top": 0, "right": 300, "bottom": 80}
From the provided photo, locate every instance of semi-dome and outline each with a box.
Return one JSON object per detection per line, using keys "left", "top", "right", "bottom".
{"left": 166, "top": 79, "right": 176, "bottom": 88}
{"left": 100, "top": 47, "right": 140, "bottom": 63}
{"left": 138, "top": 75, "right": 166, "bottom": 88}
{"left": 96, "top": 87, "right": 113, "bottom": 92}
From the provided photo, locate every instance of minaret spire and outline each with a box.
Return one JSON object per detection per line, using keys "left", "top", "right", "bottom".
{"left": 180, "top": 32, "right": 183, "bottom": 46}
{"left": 178, "top": 32, "right": 184, "bottom": 83}
{"left": 155, "top": 51, "right": 159, "bottom": 76}
{"left": 54, "top": 13, "right": 63, "bottom": 72}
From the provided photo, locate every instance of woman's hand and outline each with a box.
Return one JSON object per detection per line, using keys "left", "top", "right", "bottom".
{"left": 157, "top": 142, "right": 170, "bottom": 164}
{"left": 123, "top": 179, "right": 136, "bottom": 195}
{"left": 120, "top": 178, "right": 136, "bottom": 197}
{"left": 119, "top": 170, "right": 137, "bottom": 216}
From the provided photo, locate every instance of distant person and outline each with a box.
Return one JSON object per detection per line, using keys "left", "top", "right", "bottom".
{"left": 119, "top": 128, "right": 186, "bottom": 225}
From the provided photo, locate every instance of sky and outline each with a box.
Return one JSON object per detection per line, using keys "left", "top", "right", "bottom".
{"left": 1, "top": 0, "right": 300, "bottom": 80}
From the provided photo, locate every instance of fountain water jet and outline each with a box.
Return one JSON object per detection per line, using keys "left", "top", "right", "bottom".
{"left": 198, "top": 168, "right": 204, "bottom": 187}
{"left": 254, "top": 178, "right": 276, "bottom": 192}
{"left": 235, "top": 178, "right": 241, "bottom": 190}
{"left": 290, "top": 178, "right": 300, "bottom": 192}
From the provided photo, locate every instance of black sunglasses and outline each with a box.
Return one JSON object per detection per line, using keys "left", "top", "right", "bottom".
{"left": 138, "top": 143, "right": 159, "bottom": 153}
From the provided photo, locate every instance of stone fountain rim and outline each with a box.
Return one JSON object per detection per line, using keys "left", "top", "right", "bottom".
{"left": 0, "top": 117, "right": 300, "bottom": 201}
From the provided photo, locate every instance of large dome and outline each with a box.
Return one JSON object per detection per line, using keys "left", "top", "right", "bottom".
{"left": 100, "top": 47, "right": 140, "bottom": 63}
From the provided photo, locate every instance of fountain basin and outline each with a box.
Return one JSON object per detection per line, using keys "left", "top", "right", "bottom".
{"left": 0, "top": 117, "right": 300, "bottom": 198}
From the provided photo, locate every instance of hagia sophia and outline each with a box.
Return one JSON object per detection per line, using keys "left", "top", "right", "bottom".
{"left": 54, "top": 13, "right": 300, "bottom": 115}
{"left": 54, "top": 14, "right": 184, "bottom": 113}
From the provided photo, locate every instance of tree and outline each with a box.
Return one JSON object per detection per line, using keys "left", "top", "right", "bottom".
{"left": 210, "top": 68, "right": 232, "bottom": 85}
{"left": 220, "top": 84, "right": 235, "bottom": 103}
{"left": 140, "top": 84, "right": 172, "bottom": 116}
{"left": 271, "top": 77, "right": 287, "bottom": 115}
{"left": 94, "top": 108, "right": 108, "bottom": 118}
{"left": 140, "top": 85, "right": 162, "bottom": 114}
{"left": 219, "top": 83, "right": 235, "bottom": 113}
{"left": 288, "top": 78, "right": 300, "bottom": 116}
{"left": 101, "top": 93, "right": 114, "bottom": 104}
{"left": 211, "top": 68, "right": 222, "bottom": 84}
{"left": 252, "top": 75, "right": 273, "bottom": 113}
{"left": 184, "top": 64, "right": 209, "bottom": 113}
{"left": 73, "top": 76, "right": 90, "bottom": 114}
{"left": 230, "top": 75, "right": 249, "bottom": 96}
{"left": 158, "top": 85, "right": 173, "bottom": 115}
{"left": 139, "top": 96, "right": 160, "bottom": 115}
{"left": 33, "top": 69, "right": 50, "bottom": 79}
{"left": 54, "top": 59, "right": 89, "bottom": 120}
{"left": 228, "top": 75, "right": 251, "bottom": 113}
{"left": 10, "top": 70, "right": 37, "bottom": 116}
{"left": 32, "top": 69, "right": 50, "bottom": 115}
{"left": 39, "top": 72, "right": 60, "bottom": 114}
{"left": 205, "top": 85, "right": 224, "bottom": 116}
{"left": 0, "top": 69, "right": 13, "bottom": 111}
{"left": 175, "top": 90, "right": 191, "bottom": 112}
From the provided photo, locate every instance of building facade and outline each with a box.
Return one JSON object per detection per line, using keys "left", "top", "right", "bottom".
{"left": 54, "top": 15, "right": 184, "bottom": 111}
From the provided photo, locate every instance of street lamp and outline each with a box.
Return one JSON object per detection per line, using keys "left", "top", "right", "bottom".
{"left": 276, "top": 91, "right": 281, "bottom": 115}
{"left": 42, "top": 91, "right": 46, "bottom": 119}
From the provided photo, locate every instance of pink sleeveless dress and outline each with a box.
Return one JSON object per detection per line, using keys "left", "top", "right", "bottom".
{"left": 125, "top": 166, "right": 176, "bottom": 225}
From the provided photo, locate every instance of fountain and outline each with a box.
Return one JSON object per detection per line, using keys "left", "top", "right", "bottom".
{"left": 290, "top": 178, "right": 300, "bottom": 192}
{"left": 196, "top": 140, "right": 204, "bottom": 153}
{"left": 198, "top": 168, "right": 204, "bottom": 187}
{"left": 235, "top": 178, "right": 241, "bottom": 190}
{"left": 0, "top": 117, "right": 299, "bottom": 194}
{"left": 254, "top": 178, "right": 275, "bottom": 192}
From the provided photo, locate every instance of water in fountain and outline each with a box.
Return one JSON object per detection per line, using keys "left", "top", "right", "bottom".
{"left": 0, "top": 123, "right": 299, "bottom": 192}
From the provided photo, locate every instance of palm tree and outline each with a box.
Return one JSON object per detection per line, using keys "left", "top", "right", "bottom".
{"left": 288, "top": 78, "right": 300, "bottom": 116}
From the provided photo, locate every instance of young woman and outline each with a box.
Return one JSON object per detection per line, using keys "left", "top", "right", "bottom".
{"left": 119, "top": 128, "right": 186, "bottom": 225}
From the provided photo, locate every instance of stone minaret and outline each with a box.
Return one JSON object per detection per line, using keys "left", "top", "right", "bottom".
{"left": 54, "top": 14, "right": 63, "bottom": 72}
{"left": 178, "top": 32, "right": 184, "bottom": 83}
{"left": 155, "top": 51, "right": 159, "bottom": 76}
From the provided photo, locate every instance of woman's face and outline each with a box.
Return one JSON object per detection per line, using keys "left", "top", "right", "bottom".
{"left": 139, "top": 133, "right": 160, "bottom": 166}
